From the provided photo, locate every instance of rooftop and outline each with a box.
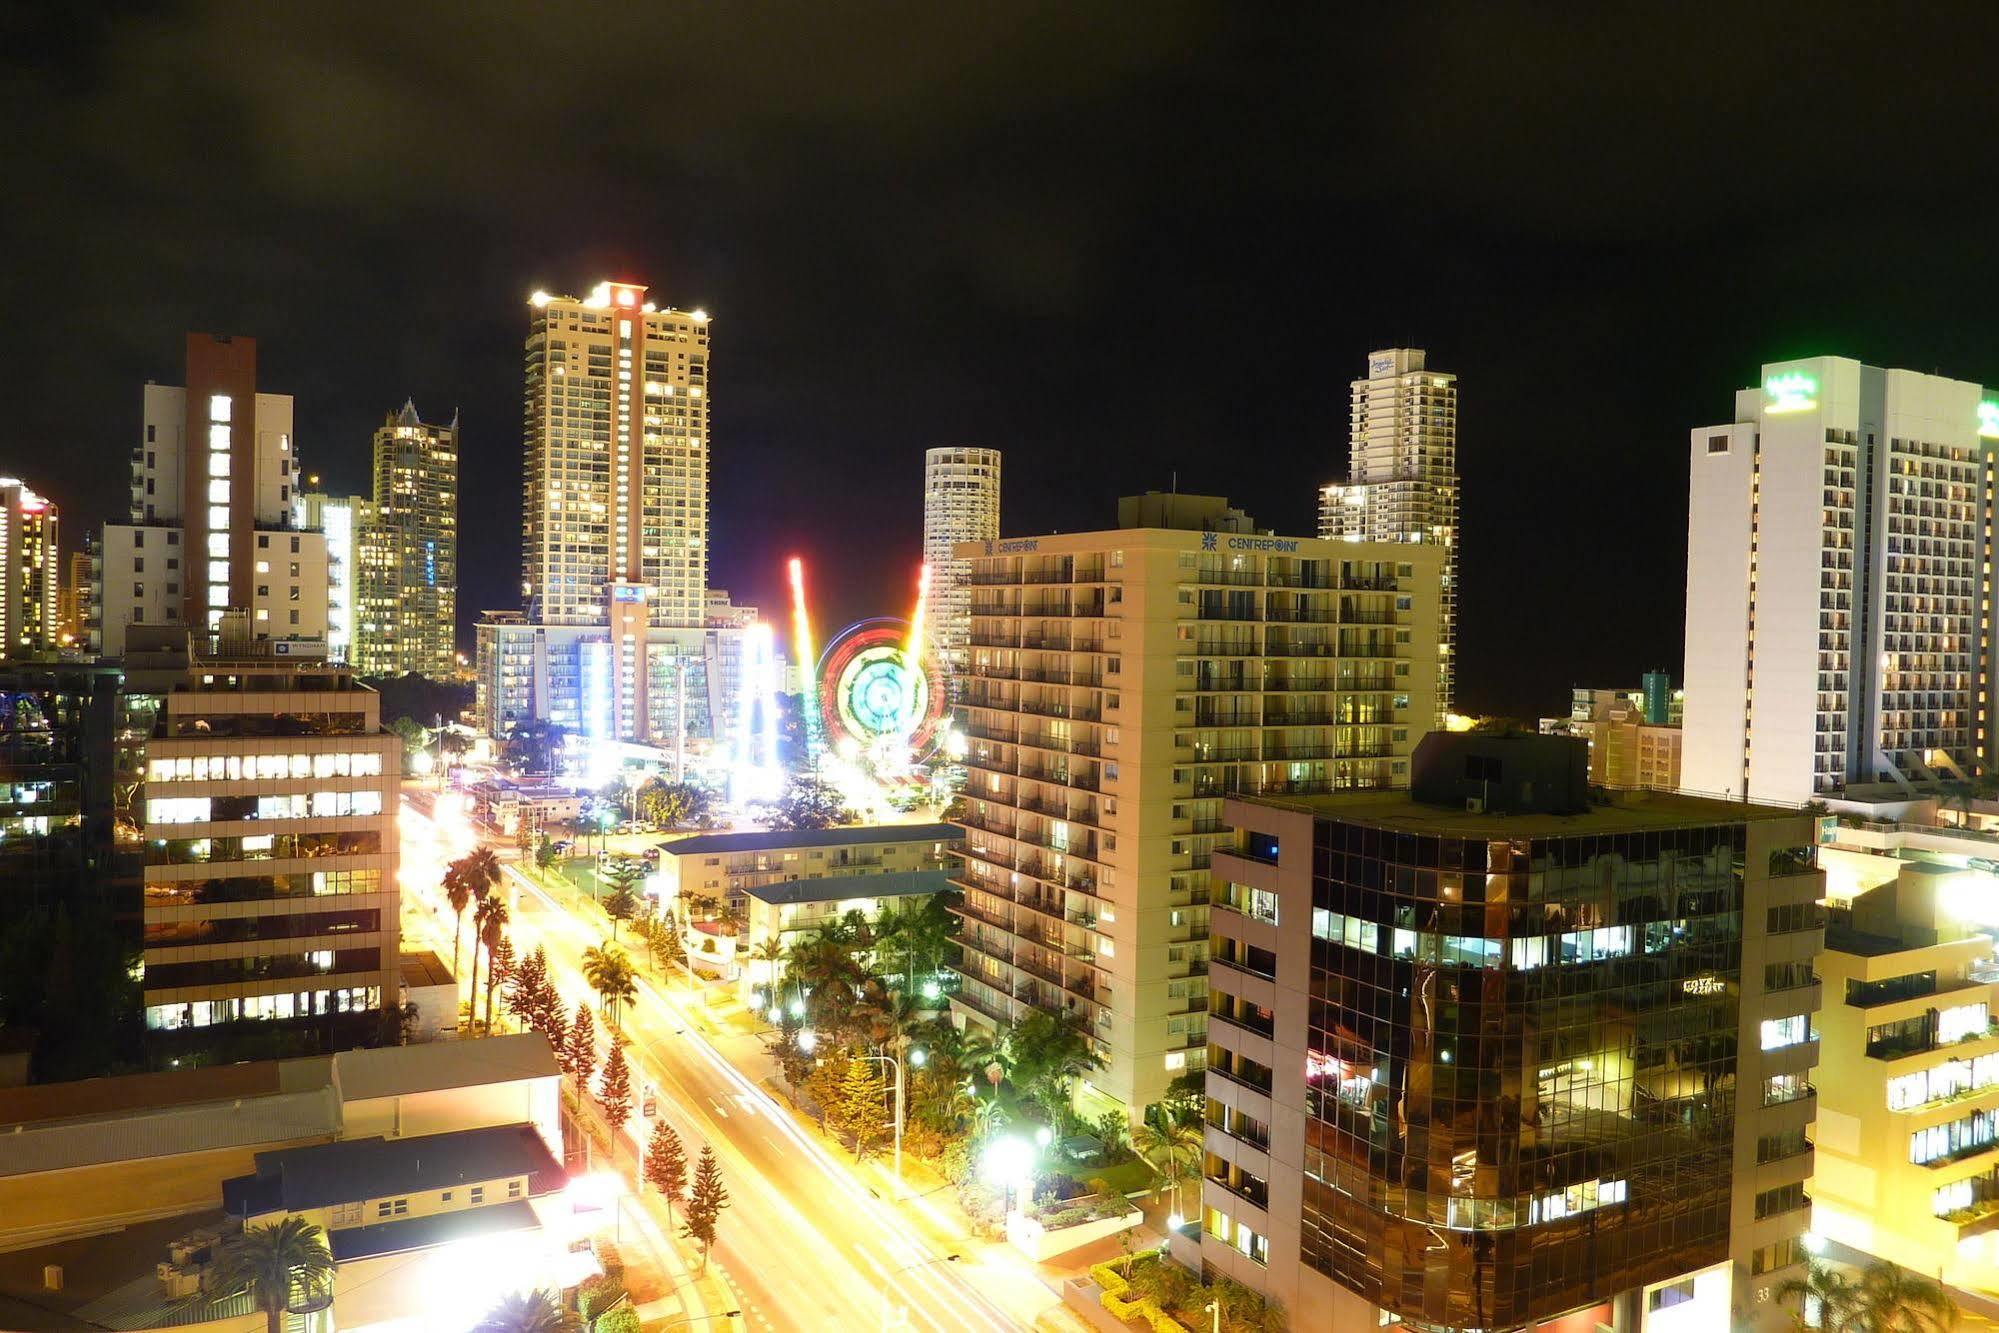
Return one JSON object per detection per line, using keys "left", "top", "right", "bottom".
{"left": 332, "top": 1032, "right": 559, "bottom": 1103}
{"left": 399, "top": 950, "right": 452, "bottom": 989}
{"left": 1236, "top": 787, "right": 1808, "bottom": 838}
{"left": 743, "top": 867, "right": 950, "bottom": 907}
{"left": 223, "top": 1123, "right": 563, "bottom": 1216}
{"left": 662, "top": 821, "right": 959, "bottom": 857}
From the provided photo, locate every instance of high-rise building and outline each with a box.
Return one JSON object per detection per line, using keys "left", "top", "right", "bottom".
{"left": 57, "top": 547, "right": 92, "bottom": 647}
{"left": 351, "top": 401, "right": 458, "bottom": 677}
{"left": 0, "top": 478, "right": 58, "bottom": 661}
{"left": 1683, "top": 357, "right": 1989, "bottom": 804}
{"left": 922, "top": 446, "right": 1001, "bottom": 686}
{"left": 1319, "top": 348, "right": 1458, "bottom": 722}
{"left": 134, "top": 622, "right": 400, "bottom": 1055}
{"left": 476, "top": 280, "right": 711, "bottom": 744}
{"left": 1201, "top": 734, "right": 1822, "bottom": 1331}
{"left": 293, "top": 491, "right": 362, "bottom": 665}
{"left": 98, "top": 334, "right": 327, "bottom": 658}
{"left": 948, "top": 495, "right": 1441, "bottom": 1119}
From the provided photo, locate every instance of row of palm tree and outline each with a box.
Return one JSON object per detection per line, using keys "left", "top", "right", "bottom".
{"left": 1777, "top": 1258, "right": 1955, "bottom": 1332}
{"left": 444, "top": 846, "right": 511, "bottom": 1032}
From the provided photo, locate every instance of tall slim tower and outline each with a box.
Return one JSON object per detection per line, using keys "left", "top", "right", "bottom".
{"left": 1683, "top": 356, "right": 1989, "bottom": 804}
{"left": 98, "top": 334, "right": 327, "bottom": 657}
{"left": 352, "top": 401, "right": 458, "bottom": 677}
{"left": 506, "top": 280, "right": 711, "bottom": 743}
{"left": 1319, "top": 348, "right": 1458, "bottom": 721}
{"left": 922, "top": 446, "right": 1001, "bottom": 686}
{"left": 0, "top": 479, "right": 58, "bottom": 660}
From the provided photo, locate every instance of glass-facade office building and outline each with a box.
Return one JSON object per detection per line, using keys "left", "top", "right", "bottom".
{"left": 1201, "top": 737, "right": 1822, "bottom": 1333}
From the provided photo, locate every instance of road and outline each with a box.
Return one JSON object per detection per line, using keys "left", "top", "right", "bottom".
{"left": 400, "top": 792, "right": 1027, "bottom": 1333}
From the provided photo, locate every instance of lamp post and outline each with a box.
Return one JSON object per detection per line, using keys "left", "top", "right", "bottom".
{"left": 855, "top": 1045, "right": 925, "bottom": 1185}
{"left": 1204, "top": 1299, "right": 1219, "bottom": 1333}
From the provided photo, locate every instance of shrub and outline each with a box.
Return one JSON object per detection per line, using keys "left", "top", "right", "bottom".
{"left": 595, "top": 1309, "right": 641, "bottom": 1333}
{"left": 592, "top": 1239, "right": 624, "bottom": 1282}
{"left": 576, "top": 1275, "right": 624, "bottom": 1321}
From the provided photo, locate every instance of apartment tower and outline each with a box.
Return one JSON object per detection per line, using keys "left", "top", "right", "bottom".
{"left": 136, "top": 623, "right": 400, "bottom": 1055}
{"left": 353, "top": 400, "right": 459, "bottom": 677}
{"left": 292, "top": 491, "right": 361, "bottom": 665}
{"left": 1683, "top": 357, "right": 1990, "bottom": 804}
{"left": 482, "top": 280, "right": 710, "bottom": 744}
{"left": 922, "top": 446, "right": 1002, "bottom": 688}
{"left": 948, "top": 494, "right": 1440, "bottom": 1120}
{"left": 58, "top": 547, "right": 92, "bottom": 646}
{"left": 1202, "top": 734, "right": 1822, "bottom": 1331}
{"left": 1319, "top": 348, "right": 1458, "bottom": 723}
{"left": 99, "top": 334, "right": 327, "bottom": 657}
{"left": 0, "top": 479, "right": 59, "bottom": 660}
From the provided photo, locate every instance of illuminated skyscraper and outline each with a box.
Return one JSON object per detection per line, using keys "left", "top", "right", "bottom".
{"left": 1683, "top": 357, "right": 1990, "bottom": 804}
{"left": 477, "top": 280, "right": 715, "bottom": 745}
{"left": 948, "top": 494, "right": 1441, "bottom": 1121}
{"left": 351, "top": 401, "right": 458, "bottom": 677}
{"left": 98, "top": 334, "right": 327, "bottom": 657}
{"left": 1319, "top": 348, "right": 1458, "bottom": 722}
{"left": 0, "top": 478, "right": 58, "bottom": 661}
{"left": 57, "top": 547, "right": 91, "bottom": 646}
{"left": 922, "top": 446, "right": 1000, "bottom": 686}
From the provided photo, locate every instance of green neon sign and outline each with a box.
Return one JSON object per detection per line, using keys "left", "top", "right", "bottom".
{"left": 1765, "top": 372, "right": 1818, "bottom": 413}
{"left": 1979, "top": 401, "right": 1999, "bottom": 439}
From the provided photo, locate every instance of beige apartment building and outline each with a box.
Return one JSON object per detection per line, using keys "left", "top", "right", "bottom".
{"left": 1590, "top": 696, "right": 1684, "bottom": 792}
{"left": 1810, "top": 861, "right": 1999, "bottom": 1290}
{"left": 353, "top": 401, "right": 459, "bottom": 678}
{"left": 0, "top": 477, "right": 58, "bottom": 660}
{"left": 948, "top": 495, "right": 1440, "bottom": 1120}
{"left": 135, "top": 624, "right": 401, "bottom": 1055}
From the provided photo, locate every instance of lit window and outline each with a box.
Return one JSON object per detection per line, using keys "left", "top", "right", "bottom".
{"left": 209, "top": 395, "right": 231, "bottom": 422}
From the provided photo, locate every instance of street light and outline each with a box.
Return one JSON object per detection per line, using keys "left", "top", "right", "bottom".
{"left": 797, "top": 1029, "right": 817, "bottom": 1053}
{"left": 1204, "top": 1299, "right": 1220, "bottom": 1333}
{"left": 854, "top": 1046, "right": 926, "bottom": 1186}
{"left": 978, "top": 1134, "right": 1036, "bottom": 1215}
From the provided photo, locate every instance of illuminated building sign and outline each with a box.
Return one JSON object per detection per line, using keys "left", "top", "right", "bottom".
{"left": 611, "top": 585, "right": 647, "bottom": 604}
{"left": 1682, "top": 975, "right": 1724, "bottom": 996}
{"left": 1980, "top": 401, "right": 1999, "bottom": 439}
{"left": 1764, "top": 372, "right": 1818, "bottom": 413}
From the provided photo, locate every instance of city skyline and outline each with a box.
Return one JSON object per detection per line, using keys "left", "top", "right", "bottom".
{"left": 17, "top": 9, "right": 1999, "bottom": 714}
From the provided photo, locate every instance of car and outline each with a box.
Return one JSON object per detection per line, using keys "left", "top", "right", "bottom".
{"left": 641, "top": 846, "right": 662, "bottom": 864}
{"left": 549, "top": 839, "right": 574, "bottom": 854}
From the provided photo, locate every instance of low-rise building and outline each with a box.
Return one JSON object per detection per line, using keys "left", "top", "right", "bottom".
{"left": 657, "top": 821, "right": 959, "bottom": 916}
{"left": 739, "top": 867, "right": 951, "bottom": 1001}
{"left": 1589, "top": 696, "right": 1684, "bottom": 793}
{"left": 468, "top": 778, "right": 585, "bottom": 837}
{"left": 1200, "top": 733, "right": 1821, "bottom": 1332}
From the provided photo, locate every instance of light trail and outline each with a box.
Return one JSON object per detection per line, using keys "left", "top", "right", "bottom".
{"left": 788, "top": 556, "right": 822, "bottom": 759}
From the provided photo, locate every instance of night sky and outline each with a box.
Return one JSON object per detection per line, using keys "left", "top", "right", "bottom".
{"left": 6, "top": 3, "right": 1998, "bottom": 716}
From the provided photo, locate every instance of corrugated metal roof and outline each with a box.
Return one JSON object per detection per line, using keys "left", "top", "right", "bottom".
{"left": 662, "top": 821, "right": 960, "bottom": 856}
{"left": 224, "top": 1124, "right": 562, "bottom": 1214}
{"left": 332, "top": 1032, "right": 558, "bottom": 1103}
{"left": 0, "top": 1086, "right": 340, "bottom": 1178}
{"left": 743, "top": 868, "right": 950, "bottom": 906}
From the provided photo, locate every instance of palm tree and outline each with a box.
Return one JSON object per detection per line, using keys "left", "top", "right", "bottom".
{"left": 212, "top": 1217, "right": 336, "bottom": 1333}
{"left": 960, "top": 1025, "right": 1013, "bottom": 1094}
{"left": 582, "top": 943, "right": 639, "bottom": 1029}
{"left": 1856, "top": 1261, "right": 1956, "bottom": 1332}
{"left": 471, "top": 896, "right": 509, "bottom": 1032}
{"left": 1777, "top": 1259, "right": 1865, "bottom": 1333}
{"left": 444, "top": 865, "right": 472, "bottom": 991}
{"left": 474, "top": 1289, "right": 579, "bottom": 1333}
{"left": 459, "top": 845, "right": 503, "bottom": 897}
{"left": 1132, "top": 1119, "right": 1202, "bottom": 1217}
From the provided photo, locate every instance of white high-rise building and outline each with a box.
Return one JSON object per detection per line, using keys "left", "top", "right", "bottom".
{"left": 477, "top": 279, "right": 713, "bottom": 744}
{"left": 292, "top": 492, "right": 360, "bottom": 665}
{"left": 922, "top": 446, "right": 1001, "bottom": 684}
{"left": 1683, "top": 356, "right": 1989, "bottom": 804}
{"left": 98, "top": 334, "right": 327, "bottom": 658}
{"left": 1319, "top": 348, "right": 1458, "bottom": 722}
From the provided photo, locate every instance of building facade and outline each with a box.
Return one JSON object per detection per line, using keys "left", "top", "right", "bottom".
{"left": 292, "top": 492, "right": 361, "bottom": 665}
{"left": 58, "top": 547, "right": 92, "bottom": 647}
{"left": 947, "top": 497, "right": 1442, "bottom": 1120}
{"left": 99, "top": 334, "right": 327, "bottom": 657}
{"left": 352, "top": 401, "right": 458, "bottom": 677}
{"left": 1319, "top": 348, "right": 1458, "bottom": 723}
{"left": 0, "top": 478, "right": 59, "bottom": 661}
{"left": 1201, "top": 735, "right": 1823, "bottom": 1332}
{"left": 137, "top": 626, "right": 400, "bottom": 1054}
{"left": 475, "top": 280, "right": 713, "bottom": 743}
{"left": 1683, "top": 357, "right": 1991, "bottom": 804}
{"left": 922, "top": 446, "right": 1001, "bottom": 688}
{"left": 0, "top": 661, "right": 128, "bottom": 911}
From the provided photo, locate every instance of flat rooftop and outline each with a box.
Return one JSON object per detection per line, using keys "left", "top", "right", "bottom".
{"left": 743, "top": 868, "right": 949, "bottom": 907}
{"left": 1235, "top": 788, "right": 1807, "bottom": 837}
{"left": 663, "top": 821, "right": 959, "bottom": 856}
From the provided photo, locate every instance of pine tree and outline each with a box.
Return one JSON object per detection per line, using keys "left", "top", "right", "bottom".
{"left": 505, "top": 946, "right": 547, "bottom": 1029}
{"left": 681, "top": 1145, "right": 729, "bottom": 1274}
{"left": 828, "top": 1054, "right": 891, "bottom": 1162}
{"left": 644, "top": 1119, "right": 689, "bottom": 1222}
{"left": 565, "top": 1003, "right": 597, "bottom": 1088}
{"left": 597, "top": 1043, "right": 635, "bottom": 1127}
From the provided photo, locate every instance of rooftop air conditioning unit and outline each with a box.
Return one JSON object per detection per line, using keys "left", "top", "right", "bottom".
{"left": 1465, "top": 797, "right": 1485, "bottom": 814}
